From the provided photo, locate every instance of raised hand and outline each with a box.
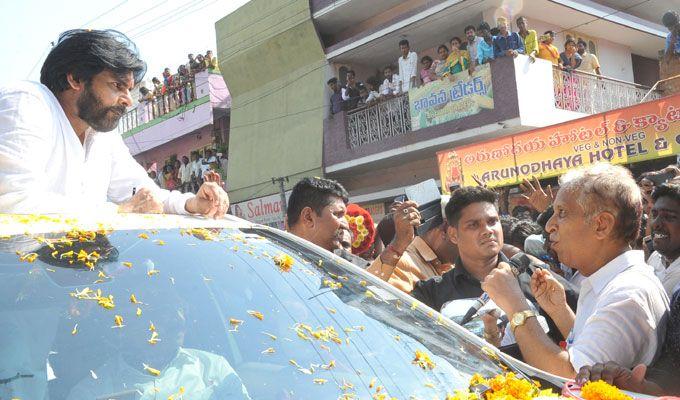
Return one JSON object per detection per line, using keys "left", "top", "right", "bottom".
{"left": 519, "top": 176, "right": 554, "bottom": 213}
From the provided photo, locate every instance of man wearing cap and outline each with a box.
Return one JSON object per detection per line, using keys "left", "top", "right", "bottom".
{"left": 367, "top": 198, "right": 458, "bottom": 293}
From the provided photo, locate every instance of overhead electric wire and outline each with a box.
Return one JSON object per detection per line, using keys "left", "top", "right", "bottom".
{"left": 131, "top": 0, "right": 221, "bottom": 39}
{"left": 79, "top": 0, "right": 128, "bottom": 28}
{"left": 126, "top": 0, "right": 207, "bottom": 37}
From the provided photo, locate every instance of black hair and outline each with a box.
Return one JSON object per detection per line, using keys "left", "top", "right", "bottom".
{"left": 346, "top": 70, "right": 356, "bottom": 77}
{"left": 383, "top": 65, "right": 393, "bottom": 72}
{"left": 445, "top": 186, "right": 498, "bottom": 226}
{"left": 437, "top": 44, "right": 449, "bottom": 53}
{"left": 376, "top": 214, "right": 395, "bottom": 246}
{"left": 512, "top": 205, "right": 533, "bottom": 220}
{"left": 652, "top": 183, "right": 680, "bottom": 203}
{"left": 366, "top": 76, "right": 380, "bottom": 88}
{"left": 565, "top": 38, "right": 576, "bottom": 47}
{"left": 490, "top": 27, "right": 500, "bottom": 36}
{"left": 450, "top": 37, "right": 462, "bottom": 45}
{"left": 508, "top": 220, "right": 543, "bottom": 250}
{"left": 287, "top": 177, "right": 349, "bottom": 227}
{"left": 421, "top": 55, "right": 433, "bottom": 64}
{"left": 663, "top": 11, "right": 679, "bottom": 28}
{"left": 139, "top": 86, "right": 150, "bottom": 96}
{"left": 516, "top": 16, "right": 527, "bottom": 23}
{"left": 40, "top": 29, "right": 146, "bottom": 95}
{"left": 398, "top": 39, "right": 410, "bottom": 47}
{"left": 327, "top": 77, "right": 338, "bottom": 85}
{"left": 544, "top": 30, "right": 555, "bottom": 36}
{"left": 478, "top": 22, "right": 491, "bottom": 32}
{"left": 464, "top": 25, "right": 476, "bottom": 33}
{"left": 577, "top": 38, "right": 588, "bottom": 47}
{"left": 536, "top": 205, "right": 554, "bottom": 231}
{"left": 500, "top": 215, "right": 518, "bottom": 240}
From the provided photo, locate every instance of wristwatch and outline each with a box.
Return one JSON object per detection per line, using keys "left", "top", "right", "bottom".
{"left": 510, "top": 310, "right": 538, "bottom": 334}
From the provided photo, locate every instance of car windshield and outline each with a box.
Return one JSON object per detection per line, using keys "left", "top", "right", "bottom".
{"left": 0, "top": 224, "right": 512, "bottom": 400}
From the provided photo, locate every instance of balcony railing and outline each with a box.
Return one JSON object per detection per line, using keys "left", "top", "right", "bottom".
{"left": 552, "top": 67, "right": 661, "bottom": 114}
{"left": 119, "top": 77, "right": 197, "bottom": 134}
{"left": 347, "top": 93, "right": 411, "bottom": 148}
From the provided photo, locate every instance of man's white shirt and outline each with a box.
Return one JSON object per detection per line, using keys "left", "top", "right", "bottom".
{"left": 567, "top": 250, "right": 669, "bottom": 370}
{"left": 0, "top": 81, "right": 193, "bottom": 215}
{"left": 397, "top": 51, "right": 418, "bottom": 91}
{"left": 648, "top": 250, "right": 680, "bottom": 297}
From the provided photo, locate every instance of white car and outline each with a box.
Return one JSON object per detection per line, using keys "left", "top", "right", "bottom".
{"left": 0, "top": 213, "right": 568, "bottom": 400}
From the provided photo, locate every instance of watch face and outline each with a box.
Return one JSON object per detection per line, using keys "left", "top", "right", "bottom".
{"left": 512, "top": 313, "right": 524, "bottom": 325}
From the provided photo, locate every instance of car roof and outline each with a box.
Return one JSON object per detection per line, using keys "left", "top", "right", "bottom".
{"left": 0, "top": 213, "right": 254, "bottom": 236}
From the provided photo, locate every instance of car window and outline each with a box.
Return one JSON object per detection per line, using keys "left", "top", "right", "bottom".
{"left": 0, "top": 226, "right": 510, "bottom": 400}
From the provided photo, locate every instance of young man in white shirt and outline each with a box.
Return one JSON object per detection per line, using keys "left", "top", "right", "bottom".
{"left": 380, "top": 66, "right": 400, "bottom": 97}
{"left": 482, "top": 163, "right": 669, "bottom": 378}
{"left": 647, "top": 183, "right": 680, "bottom": 296}
{"left": 397, "top": 39, "right": 418, "bottom": 92}
{"left": 0, "top": 29, "right": 229, "bottom": 218}
{"left": 576, "top": 39, "right": 601, "bottom": 75}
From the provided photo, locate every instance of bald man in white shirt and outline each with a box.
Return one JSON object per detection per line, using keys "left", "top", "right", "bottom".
{"left": 0, "top": 29, "right": 229, "bottom": 217}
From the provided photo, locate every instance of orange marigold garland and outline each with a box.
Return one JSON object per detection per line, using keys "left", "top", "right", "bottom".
{"left": 344, "top": 204, "right": 375, "bottom": 255}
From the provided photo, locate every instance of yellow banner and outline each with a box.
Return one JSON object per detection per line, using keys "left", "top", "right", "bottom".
{"left": 438, "top": 95, "right": 680, "bottom": 191}
{"left": 409, "top": 64, "right": 494, "bottom": 130}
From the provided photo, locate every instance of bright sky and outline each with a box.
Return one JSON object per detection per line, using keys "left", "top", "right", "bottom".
{"left": 0, "top": 0, "right": 250, "bottom": 87}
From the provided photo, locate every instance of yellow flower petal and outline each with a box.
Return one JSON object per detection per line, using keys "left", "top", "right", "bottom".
{"left": 113, "top": 315, "right": 124, "bottom": 328}
{"left": 247, "top": 310, "right": 264, "bottom": 320}
{"left": 122, "top": 261, "right": 133, "bottom": 268}
{"left": 71, "top": 323, "right": 78, "bottom": 335}
{"left": 136, "top": 307, "right": 142, "bottom": 317}
{"left": 138, "top": 233, "right": 149, "bottom": 239}
{"left": 143, "top": 363, "right": 160, "bottom": 376}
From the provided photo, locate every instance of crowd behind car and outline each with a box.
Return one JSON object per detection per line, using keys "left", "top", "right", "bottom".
{"left": 282, "top": 161, "right": 680, "bottom": 396}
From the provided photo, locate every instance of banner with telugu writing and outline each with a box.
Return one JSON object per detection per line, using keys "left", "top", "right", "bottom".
{"left": 409, "top": 63, "right": 494, "bottom": 131}
{"left": 437, "top": 95, "right": 680, "bottom": 191}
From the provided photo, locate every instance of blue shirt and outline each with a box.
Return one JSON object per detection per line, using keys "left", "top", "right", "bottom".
{"left": 666, "top": 33, "right": 680, "bottom": 55}
{"left": 477, "top": 38, "right": 495, "bottom": 65}
{"left": 493, "top": 31, "right": 525, "bottom": 58}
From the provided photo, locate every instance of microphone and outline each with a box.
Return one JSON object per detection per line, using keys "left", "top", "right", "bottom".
{"left": 458, "top": 252, "right": 538, "bottom": 325}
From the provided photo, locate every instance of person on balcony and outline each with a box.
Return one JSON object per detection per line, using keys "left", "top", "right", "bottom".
{"left": 537, "top": 31, "right": 560, "bottom": 65}
{"left": 493, "top": 17, "right": 524, "bottom": 59}
{"left": 205, "top": 50, "right": 219, "bottom": 70}
{"left": 663, "top": 11, "right": 680, "bottom": 61}
{"left": 463, "top": 25, "right": 482, "bottom": 71}
{"left": 380, "top": 65, "right": 400, "bottom": 97}
{"left": 365, "top": 76, "right": 381, "bottom": 104}
{"left": 326, "top": 77, "right": 343, "bottom": 115}
{"left": 516, "top": 17, "right": 538, "bottom": 61}
{"left": 397, "top": 39, "right": 418, "bottom": 92}
{"left": 444, "top": 37, "right": 470, "bottom": 76}
{"left": 476, "top": 22, "right": 495, "bottom": 65}
{"left": 576, "top": 39, "right": 601, "bottom": 75}
{"left": 341, "top": 70, "right": 361, "bottom": 110}
{"left": 0, "top": 29, "right": 229, "bottom": 217}
{"left": 560, "top": 39, "right": 582, "bottom": 71}
{"left": 433, "top": 44, "right": 449, "bottom": 79}
{"left": 420, "top": 55, "right": 436, "bottom": 85}
{"left": 194, "top": 54, "right": 207, "bottom": 73}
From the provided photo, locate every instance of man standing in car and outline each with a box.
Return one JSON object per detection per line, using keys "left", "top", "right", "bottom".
{"left": 0, "top": 29, "right": 229, "bottom": 218}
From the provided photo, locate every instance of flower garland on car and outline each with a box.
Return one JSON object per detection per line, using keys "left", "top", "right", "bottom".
{"left": 449, "top": 372, "right": 637, "bottom": 400}
{"left": 344, "top": 204, "right": 375, "bottom": 255}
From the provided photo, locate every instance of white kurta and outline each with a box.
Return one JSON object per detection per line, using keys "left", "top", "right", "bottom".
{"left": 0, "top": 81, "right": 193, "bottom": 215}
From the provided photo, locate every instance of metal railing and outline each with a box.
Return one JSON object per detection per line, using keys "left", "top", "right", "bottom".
{"left": 346, "top": 93, "right": 411, "bottom": 148}
{"left": 119, "top": 77, "right": 197, "bottom": 134}
{"left": 552, "top": 67, "right": 661, "bottom": 114}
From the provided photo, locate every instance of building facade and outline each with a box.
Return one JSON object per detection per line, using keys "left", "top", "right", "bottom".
{"left": 217, "top": 0, "right": 673, "bottom": 224}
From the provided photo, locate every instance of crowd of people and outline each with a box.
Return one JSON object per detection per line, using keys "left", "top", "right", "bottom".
{"left": 147, "top": 149, "right": 229, "bottom": 194}
{"left": 136, "top": 50, "right": 219, "bottom": 118}
{"left": 283, "top": 162, "right": 680, "bottom": 395}
{"left": 327, "top": 16, "right": 602, "bottom": 114}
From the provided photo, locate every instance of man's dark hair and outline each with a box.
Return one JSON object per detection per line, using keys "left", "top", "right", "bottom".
{"left": 544, "top": 30, "right": 555, "bottom": 36}
{"left": 512, "top": 205, "right": 533, "bottom": 220}
{"left": 662, "top": 11, "right": 679, "bottom": 28}
{"left": 327, "top": 77, "right": 338, "bottom": 85}
{"left": 383, "top": 65, "right": 393, "bottom": 73}
{"left": 508, "top": 220, "right": 543, "bottom": 249}
{"left": 287, "top": 177, "right": 349, "bottom": 227}
{"left": 437, "top": 44, "right": 449, "bottom": 53}
{"left": 376, "top": 214, "right": 396, "bottom": 246}
{"left": 366, "top": 76, "right": 380, "bottom": 88}
{"left": 464, "top": 25, "right": 476, "bottom": 33}
{"left": 577, "top": 39, "right": 588, "bottom": 47}
{"left": 478, "top": 22, "right": 491, "bottom": 32}
{"left": 445, "top": 186, "right": 498, "bottom": 226}
{"left": 565, "top": 38, "right": 576, "bottom": 47}
{"left": 421, "top": 55, "right": 433, "bottom": 64}
{"left": 536, "top": 205, "right": 554, "bottom": 231}
{"left": 40, "top": 29, "right": 146, "bottom": 95}
{"left": 500, "top": 215, "right": 518, "bottom": 241}
{"left": 516, "top": 16, "right": 527, "bottom": 23}
{"left": 652, "top": 183, "right": 680, "bottom": 203}
{"left": 346, "top": 70, "right": 356, "bottom": 78}
{"left": 490, "top": 27, "right": 500, "bottom": 36}
{"left": 450, "top": 37, "right": 463, "bottom": 45}
{"left": 398, "top": 39, "right": 410, "bottom": 47}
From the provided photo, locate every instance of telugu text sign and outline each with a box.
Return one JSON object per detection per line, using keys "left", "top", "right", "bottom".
{"left": 409, "top": 63, "right": 494, "bottom": 131}
{"left": 437, "top": 95, "right": 680, "bottom": 190}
